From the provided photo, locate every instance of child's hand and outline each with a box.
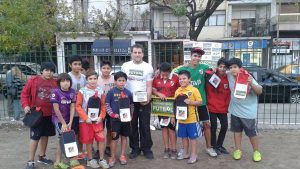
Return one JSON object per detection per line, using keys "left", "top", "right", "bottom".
{"left": 114, "top": 114, "right": 119, "bottom": 119}
{"left": 184, "top": 99, "right": 192, "bottom": 105}
{"left": 248, "top": 76, "right": 253, "bottom": 85}
{"left": 61, "top": 123, "right": 68, "bottom": 132}
{"left": 86, "top": 118, "right": 92, "bottom": 124}
{"left": 67, "top": 122, "right": 72, "bottom": 130}
{"left": 170, "top": 117, "right": 175, "bottom": 126}
{"left": 24, "top": 106, "right": 30, "bottom": 114}
{"left": 157, "top": 93, "right": 167, "bottom": 100}
{"left": 96, "top": 117, "right": 103, "bottom": 124}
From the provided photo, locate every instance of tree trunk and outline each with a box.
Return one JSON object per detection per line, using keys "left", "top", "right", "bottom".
{"left": 109, "top": 37, "right": 115, "bottom": 66}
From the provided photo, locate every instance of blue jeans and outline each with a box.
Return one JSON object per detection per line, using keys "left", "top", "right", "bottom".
{"left": 13, "top": 99, "right": 22, "bottom": 120}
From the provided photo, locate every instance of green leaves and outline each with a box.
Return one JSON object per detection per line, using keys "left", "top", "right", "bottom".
{"left": 171, "top": 3, "right": 188, "bottom": 16}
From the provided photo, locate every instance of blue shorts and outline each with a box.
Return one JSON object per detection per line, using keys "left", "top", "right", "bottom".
{"left": 178, "top": 122, "right": 202, "bottom": 139}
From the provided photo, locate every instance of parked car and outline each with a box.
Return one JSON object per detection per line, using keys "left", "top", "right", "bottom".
{"left": 258, "top": 70, "right": 300, "bottom": 103}
{"left": 277, "top": 64, "right": 300, "bottom": 81}
{"left": 0, "top": 62, "right": 41, "bottom": 94}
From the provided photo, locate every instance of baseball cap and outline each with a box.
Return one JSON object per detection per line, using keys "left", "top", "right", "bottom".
{"left": 191, "top": 48, "right": 205, "bottom": 55}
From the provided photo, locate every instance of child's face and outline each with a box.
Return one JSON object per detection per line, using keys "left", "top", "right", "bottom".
{"left": 190, "top": 53, "right": 201, "bottom": 66}
{"left": 101, "top": 65, "right": 112, "bottom": 77}
{"left": 87, "top": 75, "right": 98, "bottom": 87}
{"left": 217, "top": 63, "right": 227, "bottom": 76}
{"left": 41, "top": 69, "right": 54, "bottom": 80}
{"left": 60, "top": 79, "right": 71, "bottom": 91}
{"left": 178, "top": 74, "right": 190, "bottom": 87}
{"left": 70, "top": 61, "right": 82, "bottom": 73}
{"left": 115, "top": 77, "right": 126, "bottom": 89}
{"left": 229, "top": 64, "right": 240, "bottom": 77}
{"left": 160, "top": 71, "right": 170, "bottom": 80}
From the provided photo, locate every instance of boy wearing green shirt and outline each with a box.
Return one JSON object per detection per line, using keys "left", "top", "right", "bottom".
{"left": 175, "top": 48, "right": 217, "bottom": 157}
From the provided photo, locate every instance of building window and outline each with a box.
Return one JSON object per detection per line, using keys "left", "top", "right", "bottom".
{"left": 205, "top": 11, "right": 225, "bottom": 26}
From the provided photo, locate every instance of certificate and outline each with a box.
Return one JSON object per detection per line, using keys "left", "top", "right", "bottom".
{"left": 133, "top": 91, "right": 147, "bottom": 102}
{"left": 87, "top": 108, "right": 99, "bottom": 122}
{"left": 151, "top": 97, "right": 175, "bottom": 117}
{"left": 64, "top": 142, "right": 79, "bottom": 158}
{"left": 120, "top": 108, "right": 131, "bottom": 122}
{"left": 208, "top": 73, "right": 221, "bottom": 88}
{"left": 160, "top": 118, "right": 170, "bottom": 126}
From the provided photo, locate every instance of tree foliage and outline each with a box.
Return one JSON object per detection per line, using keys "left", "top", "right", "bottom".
{"left": 133, "top": 0, "right": 224, "bottom": 40}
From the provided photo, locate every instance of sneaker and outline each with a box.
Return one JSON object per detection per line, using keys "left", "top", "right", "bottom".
{"left": 177, "top": 148, "right": 184, "bottom": 157}
{"left": 219, "top": 146, "right": 229, "bottom": 154}
{"left": 214, "top": 148, "right": 221, "bottom": 155}
{"left": 26, "top": 161, "right": 35, "bottom": 169}
{"left": 54, "top": 162, "right": 69, "bottom": 169}
{"left": 119, "top": 155, "right": 127, "bottom": 165}
{"left": 98, "top": 159, "right": 109, "bottom": 169}
{"left": 105, "top": 147, "right": 111, "bottom": 157}
{"left": 87, "top": 159, "right": 100, "bottom": 168}
{"left": 129, "top": 149, "right": 141, "bottom": 159}
{"left": 163, "top": 149, "right": 170, "bottom": 159}
{"left": 233, "top": 149, "right": 242, "bottom": 160}
{"left": 69, "top": 159, "right": 80, "bottom": 168}
{"left": 108, "top": 157, "right": 116, "bottom": 168}
{"left": 37, "top": 155, "right": 54, "bottom": 165}
{"left": 253, "top": 150, "right": 262, "bottom": 162}
{"left": 177, "top": 151, "right": 189, "bottom": 160}
{"left": 187, "top": 155, "right": 198, "bottom": 164}
{"left": 170, "top": 150, "right": 177, "bottom": 160}
{"left": 206, "top": 148, "right": 217, "bottom": 157}
{"left": 143, "top": 150, "right": 154, "bottom": 159}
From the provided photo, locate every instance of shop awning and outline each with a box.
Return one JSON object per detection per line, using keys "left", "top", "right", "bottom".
{"left": 92, "top": 39, "right": 131, "bottom": 56}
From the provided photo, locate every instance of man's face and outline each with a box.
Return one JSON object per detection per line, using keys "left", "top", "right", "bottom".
{"left": 131, "top": 47, "right": 144, "bottom": 63}
{"left": 70, "top": 61, "right": 82, "bottom": 73}
{"left": 229, "top": 64, "right": 240, "bottom": 77}
{"left": 190, "top": 53, "right": 201, "bottom": 65}
{"left": 41, "top": 69, "right": 54, "bottom": 80}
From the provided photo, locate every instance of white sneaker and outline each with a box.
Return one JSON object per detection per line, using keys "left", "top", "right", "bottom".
{"left": 87, "top": 159, "right": 100, "bottom": 168}
{"left": 98, "top": 159, "right": 109, "bottom": 169}
{"left": 206, "top": 148, "right": 217, "bottom": 157}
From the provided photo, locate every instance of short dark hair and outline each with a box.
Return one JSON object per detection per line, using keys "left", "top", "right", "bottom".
{"left": 178, "top": 70, "right": 191, "bottom": 79}
{"left": 160, "top": 62, "right": 171, "bottom": 72}
{"left": 100, "top": 61, "right": 112, "bottom": 68}
{"left": 191, "top": 48, "right": 205, "bottom": 55}
{"left": 41, "top": 62, "right": 56, "bottom": 73}
{"left": 69, "top": 55, "right": 82, "bottom": 64}
{"left": 57, "top": 73, "right": 72, "bottom": 90}
{"left": 82, "top": 60, "right": 90, "bottom": 70}
{"left": 217, "top": 57, "right": 228, "bottom": 67}
{"left": 85, "top": 70, "right": 98, "bottom": 79}
{"left": 131, "top": 44, "right": 144, "bottom": 53}
{"left": 114, "top": 71, "right": 127, "bottom": 81}
{"left": 228, "top": 58, "right": 243, "bottom": 68}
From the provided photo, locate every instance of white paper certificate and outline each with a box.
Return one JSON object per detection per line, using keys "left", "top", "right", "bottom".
{"left": 176, "top": 106, "right": 188, "bottom": 120}
{"left": 209, "top": 74, "right": 221, "bottom": 88}
{"left": 234, "top": 83, "right": 248, "bottom": 99}
{"left": 88, "top": 108, "right": 99, "bottom": 121}
{"left": 133, "top": 91, "right": 147, "bottom": 102}
{"left": 160, "top": 118, "right": 170, "bottom": 126}
{"left": 120, "top": 108, "right": 131, "bottom": 122}
{"left": 64, "top": 142, "right": 79, "bottom": 158}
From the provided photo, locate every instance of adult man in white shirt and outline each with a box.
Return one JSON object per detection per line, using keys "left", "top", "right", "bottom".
{"left": 121, "top": 44, "right": 154, "bottom": 159}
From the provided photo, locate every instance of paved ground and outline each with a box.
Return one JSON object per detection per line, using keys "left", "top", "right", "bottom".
{"left": 0, "top": 122, "right": 299, "bottom": 169}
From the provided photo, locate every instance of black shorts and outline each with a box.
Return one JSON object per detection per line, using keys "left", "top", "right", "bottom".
{"left": 197, "top": 105, "right": 210, "bottom": 122}
{"left": 230, "top": 114, "right": 257, "bottom": 137}
{"left": 110, "top": 119, "right": 131, "bottom": 137}
{"left": 71, "top": 116, "right": 79, "bottom": 135}
{"left": 158, "top": 116, "right": 176, "bottom": 131}
{"left": 30, "top": 116, "right": 55, "bottom": 140}
{"left": 104, "top": 115, "right": 111, "bottom": 130}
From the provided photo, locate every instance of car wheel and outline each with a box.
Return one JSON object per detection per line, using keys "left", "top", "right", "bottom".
{"left": 290, "top": 93, "right": 300, "bottom": 104}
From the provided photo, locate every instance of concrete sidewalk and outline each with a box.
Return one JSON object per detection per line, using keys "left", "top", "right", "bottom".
{"left": 0, "top": 122, "right": 299, "bottom": 169}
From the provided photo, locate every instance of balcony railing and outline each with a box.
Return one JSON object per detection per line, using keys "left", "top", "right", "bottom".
{"left": 125, "top": 19, "right": 151, "bottom": 31}
{"left": 279, "top": 13, "right": 300, "bottom": 23}
{"left": 153, "top": 26, "right": 188, "bottom": 39}
{"left": 231, "top": 19, "right": 270, "bottom": 37}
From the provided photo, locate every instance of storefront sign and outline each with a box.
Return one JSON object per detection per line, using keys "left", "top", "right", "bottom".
{"left": 92, "top": 39, "right": 131, "bottom": 55}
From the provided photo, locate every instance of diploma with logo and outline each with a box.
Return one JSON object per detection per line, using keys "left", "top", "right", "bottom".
{"left": 208, "top": 73, "right": 221, "bottom": 88}
{"left": 133, "top": 91, "right": 148, "bottom": 102}
{"left": 88, "top": 108, "right": 99, "bottom": 122}
{"left": 119, "top": 97, "right": 131, "bottom": 122}
{"left": 234, "top": 69, "right": 250, "bottom": 99}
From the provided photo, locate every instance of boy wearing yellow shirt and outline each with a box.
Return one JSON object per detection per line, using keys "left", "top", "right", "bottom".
{"left": 175, "top": 70, "right": 202, "bottom": 164}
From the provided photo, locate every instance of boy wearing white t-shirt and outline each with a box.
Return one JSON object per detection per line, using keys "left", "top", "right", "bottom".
{"left": 121, "top": 44, "right": 154, "bottom": 160}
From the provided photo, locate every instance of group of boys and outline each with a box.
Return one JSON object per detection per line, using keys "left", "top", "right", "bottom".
{"left": 21, "top": 44, "right": 262, "bottom": 169}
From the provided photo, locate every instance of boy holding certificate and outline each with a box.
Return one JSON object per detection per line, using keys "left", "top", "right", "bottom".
{"left": 105, "top": 71, "right": 134, "bottom": 167}
{"left": 227, "top": 58, "right": 263, "bottom": 162}
{"left": 175, "top": 70, "right": 202, "bottom": 164}
{"left": 152, "top": 62, "right": 179, "bottom": 159}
